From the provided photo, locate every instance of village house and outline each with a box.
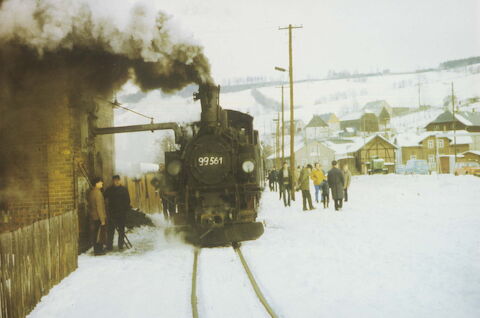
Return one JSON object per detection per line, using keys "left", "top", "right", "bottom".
{"left": 425, "top": 110, "right": 480, "bottom": 132}
{"left": 395, "top": 131, "right": 473, "bottom": 173}
{"left": 340, "top": 100, "right": 393, "bottom": 134}
{"left": 325, "top": 135, "right": 397, "bottom": 174}
{"left": 363, "top": 100, "right": 393, "bottom": 131}
{"left": 340, "top": 111, "right": 380, "bottom": 133}
{"left": 319, "top": 113, "right": 341, "bottom": 132}
{"left": 305, "top": 115, "right": 329, "bottom": 140}
{"left": 460, "top": 150, "right": 480, "bottom": 163}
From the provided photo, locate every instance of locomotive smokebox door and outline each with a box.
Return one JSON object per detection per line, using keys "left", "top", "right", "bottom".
{"left": 188, "top": 135, "right": 231, "bottom": 185}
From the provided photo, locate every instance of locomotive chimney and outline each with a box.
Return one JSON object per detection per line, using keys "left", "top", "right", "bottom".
{"left": 196, "top": 83, "right": 222, "bottom": 127}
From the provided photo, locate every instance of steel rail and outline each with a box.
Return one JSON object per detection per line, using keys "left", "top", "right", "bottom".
{"left": 191, "top": 248, "right": 200, "bottom": 318}
{"left": 233, "top": 245, "right": 279, "bottom": 318}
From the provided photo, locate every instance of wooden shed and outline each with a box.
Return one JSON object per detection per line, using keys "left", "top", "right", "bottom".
{"left": 354, "top": 135, "right": 397, "bottom": 174}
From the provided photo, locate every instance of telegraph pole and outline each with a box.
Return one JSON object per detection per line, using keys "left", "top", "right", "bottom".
{"left": 276, "top": 115, "right": 280, "bottom": 168}
{"left": 276, "top": 85, "right": 285, "bottom": 163}
{"left": 281, "top": 85, "right": 285, "bottom": 163}
{"left": 279, "top": 24, "right": 302, "bottom": 200}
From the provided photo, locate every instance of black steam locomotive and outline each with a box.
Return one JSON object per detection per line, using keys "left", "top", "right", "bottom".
{"left": 162, "top": 84, "right": 265, "bottom": 246}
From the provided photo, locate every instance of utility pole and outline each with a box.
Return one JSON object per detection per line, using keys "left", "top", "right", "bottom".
{"left": 275, "top": 115, "right": 280, "bottom": 168}
{"left": 279, "top": 24, "right": 302, "bottom": 200}
{"left": 276, "top": 85, "right": 285, "bottom": 163}
{"left": 451, "top": 82, "right": 457, "bottom": 167}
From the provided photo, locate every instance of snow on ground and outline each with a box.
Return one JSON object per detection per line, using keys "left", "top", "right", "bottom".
{"left": 28, "top": 216, "right": 195, "bottom": 318}
{"left": 243, "top": 174, "right": 480, "bottom": 318}
{"left": 28, "top": 175, "right": 480, "bottom": 318}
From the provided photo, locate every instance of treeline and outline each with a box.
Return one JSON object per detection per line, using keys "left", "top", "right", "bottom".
{"left": 439, "top": 56, "right": 480, "bottom": 69}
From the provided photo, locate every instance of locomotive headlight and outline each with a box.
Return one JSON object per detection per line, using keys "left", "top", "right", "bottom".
{"left": 242, "top": 160, "right": 255, "bottom": 173}
{"left": 167, "top": 160, "right": 182, "bottom": 176}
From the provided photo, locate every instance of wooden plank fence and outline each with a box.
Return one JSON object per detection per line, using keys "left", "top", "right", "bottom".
{"left": 124, "top": 173, "right": 162, "bottom": 214}
{"left": 0, "top": 210, "right": 78, "bottom": 318}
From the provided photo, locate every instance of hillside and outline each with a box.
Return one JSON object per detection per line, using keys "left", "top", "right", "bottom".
{"left": 113, "top": 64, "right": 480, "bottom": 171}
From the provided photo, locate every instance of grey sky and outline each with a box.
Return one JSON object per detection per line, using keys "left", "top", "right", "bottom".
{"left": 149, "top": 0, "right": 480, "bottom": 82}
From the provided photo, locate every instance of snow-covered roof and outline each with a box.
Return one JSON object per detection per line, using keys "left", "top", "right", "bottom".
{"left": 305, "top": 115, "right": 328, "bottom": 128}
{"left": 319, "top": 113, "right": 336, "bottom": 122}
{"left": 362, "top": 100, "right": 392, "bottom": 116}
{"left": 417, "top": 131, "right": 473, "bottom": 145}
{"left": 394, "top": 132, "right": 428, "bottom": 147}
{"left": 461, "top": 150, "right": 480, "bottom": 156}
{"left": 325, "top": 135, "right": 397, "bottom": 155}
{"left": 428, "top": 110, "right": 480, "bottom": 127}
{"left": 341, "top": 111, "right": 364, "bottom": 121}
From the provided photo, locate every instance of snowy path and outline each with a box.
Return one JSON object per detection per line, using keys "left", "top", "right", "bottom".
{"left": 28, "top": 175, "right": 480, "bottom": 318}
{"left": 27, "top": 220, "right": 195, "bottom": 318}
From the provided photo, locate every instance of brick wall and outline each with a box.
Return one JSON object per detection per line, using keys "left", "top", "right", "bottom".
{"left": 0, "top": 96, "right": 114, "bottom": 243}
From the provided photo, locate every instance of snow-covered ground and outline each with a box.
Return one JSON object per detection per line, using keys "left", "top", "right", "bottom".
{"left": 28, "top": 175, "right": 480, "bottom": 318}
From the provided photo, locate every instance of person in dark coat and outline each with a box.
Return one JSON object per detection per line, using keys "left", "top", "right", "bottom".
{"left": 267, "top": 170, "right": 277, "bottom": 191}
{"left": 279, "top": 162, "right": 292, "bottom": 207}
{"left": 321, "top": 179, "right": 329, "bottom": 208}
{"left": 297, "top": 164, "right": 315, "bottom": 211}
{"left": 104, "top": 175, "right": 131, "bottom": 251}
{"left": 327, "top": 160, "right": 345, "bottom": 211}
{"left": 88, "top": 177, "right": 107, "bottom": 255}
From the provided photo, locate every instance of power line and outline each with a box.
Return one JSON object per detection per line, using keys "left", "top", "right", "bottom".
{"left": 97, "top": 97, "right": 154, "bottom": 123}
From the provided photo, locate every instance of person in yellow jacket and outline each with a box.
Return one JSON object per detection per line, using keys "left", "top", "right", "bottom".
{"left": 310, "top": 163, "right": 326, "bottom": 203}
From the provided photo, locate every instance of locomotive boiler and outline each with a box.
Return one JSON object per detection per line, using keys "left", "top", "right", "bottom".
{"left": 161, "top": 84, "right": 265, "bottom": 246}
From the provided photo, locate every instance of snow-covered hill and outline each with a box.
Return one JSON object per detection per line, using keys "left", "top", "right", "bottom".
{"left": 113, "top": 64, "right": 480, "bottom": 171}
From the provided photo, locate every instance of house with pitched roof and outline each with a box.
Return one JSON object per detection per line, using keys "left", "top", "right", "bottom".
{"left": 394, "top": 131, "right": 473, "bottom": 173}
{"left": 340, "top": 111, "right": 379, "bottom": 133}
{"left": 318, "top": 113, "right": 341, "bottom": 131}
{"left": 325, "top": 134, "right": 397, "bottom": 174}
{"left": 305, "top": 115, "right": 329, "bottom": 140}
{"left": 363, "top": 100, "right": 392, "bottom": 130}
{"left": 425, "top": 110, "right": 480, "bottom": 132}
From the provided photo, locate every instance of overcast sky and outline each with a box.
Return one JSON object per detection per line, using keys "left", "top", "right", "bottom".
{"left": 114, "top": 0, "right": 479, "bottom": 83}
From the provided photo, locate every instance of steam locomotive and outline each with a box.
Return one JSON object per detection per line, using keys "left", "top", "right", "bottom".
{"left": 161, "top": 84, "right": 265, "bottom": 246}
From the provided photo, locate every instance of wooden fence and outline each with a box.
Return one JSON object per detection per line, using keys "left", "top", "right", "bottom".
{"left": 124, "top": 173, "right": 162, "bottom": 214}
{"left": 0, "top": 210, "right": 78, "bottom": 318}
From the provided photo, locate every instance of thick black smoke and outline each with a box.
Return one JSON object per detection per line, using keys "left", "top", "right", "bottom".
{"left": 0, "top": 0, "right": 212, "bottom": 207}
{"left": 0, "top": 0, "right": 212, "bottom": 99}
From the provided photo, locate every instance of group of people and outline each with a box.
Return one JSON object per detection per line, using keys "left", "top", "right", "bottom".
{"left": 267, "top": 160, "right": 352, "bottom": 211}
{"left": 88, "top": 175, "right": 131, "bottom": 256}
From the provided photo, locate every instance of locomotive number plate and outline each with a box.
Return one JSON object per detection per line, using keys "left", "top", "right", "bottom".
{"left": 198, "top": 156, "right": 224, "bottom": 166}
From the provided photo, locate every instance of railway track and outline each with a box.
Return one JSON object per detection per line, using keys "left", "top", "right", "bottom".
{"left": 190, "top": 244, "right": 279, "bottom": 318}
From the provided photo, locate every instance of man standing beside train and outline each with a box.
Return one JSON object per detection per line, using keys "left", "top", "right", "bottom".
{"left": 327, "top": 160, "right": 345, "bottom": 211}
{"left": 88, "top": 177, "right": 107, "bottom": 256}
{"left": 104, "top": 175, "right": 131, "bottom": 251}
